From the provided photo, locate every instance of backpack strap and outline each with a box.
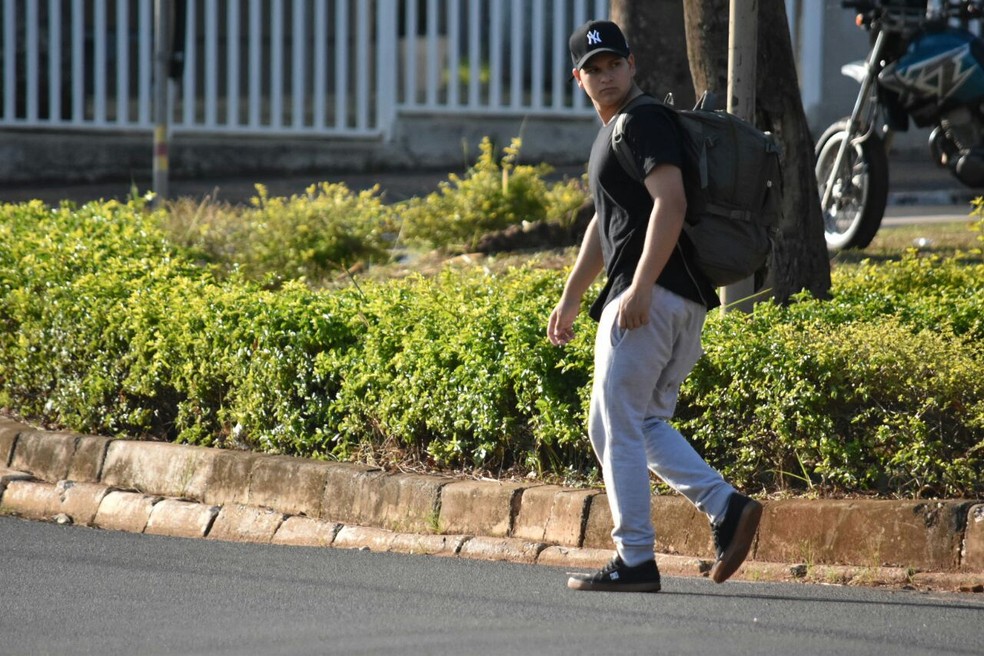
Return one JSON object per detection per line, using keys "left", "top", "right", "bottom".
{"left": 613, "top": 90, "right": 726, "bottom": 184}
{"left": 704, "top": 203, "right": 755, "bottom": 223}
{"left": 611, "top": 94, "right": 665, "bottom": 183}
{"left": 695, "top": 90, "right": 719, "bottom": 111}
{"left": 621, "top": 93, "right": 661, "bottom": 113}
{"left": 610, "top": 94, "right": 715, "bottom": 305}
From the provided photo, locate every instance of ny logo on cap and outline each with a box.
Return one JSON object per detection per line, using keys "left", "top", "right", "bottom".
{"left": 586, "top": 29, "right": 602, "bottom": 45}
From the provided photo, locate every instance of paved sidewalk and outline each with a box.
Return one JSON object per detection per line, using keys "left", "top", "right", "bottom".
{"left": 1, "top": 418, "right": 981, "bottom": 592}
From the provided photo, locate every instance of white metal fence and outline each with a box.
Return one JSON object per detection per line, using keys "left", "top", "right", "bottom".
{"left": 0, "top": 0, "right": 609, "bottom": 138}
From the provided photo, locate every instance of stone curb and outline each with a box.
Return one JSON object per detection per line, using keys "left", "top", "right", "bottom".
{"left": 1, "top": 417, "right": 982, "bottom": 592}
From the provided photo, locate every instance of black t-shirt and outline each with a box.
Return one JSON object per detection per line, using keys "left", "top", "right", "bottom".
{"left": 587, "top": 97, "right": 719, "bottom": 320}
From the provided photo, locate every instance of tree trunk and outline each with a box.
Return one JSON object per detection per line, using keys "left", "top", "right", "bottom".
{"left": 611, "top": 0, "right": 695, "bottom": 109}
{"left": 683, "top": 0, "right": 831, "bottom": 302}
{"left": 681, "top": 0, "right": 729, "bottom": 98}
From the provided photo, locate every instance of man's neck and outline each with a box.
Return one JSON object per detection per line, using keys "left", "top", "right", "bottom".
{"left": 597, "top": 85, "right": 644, "bottom": 126}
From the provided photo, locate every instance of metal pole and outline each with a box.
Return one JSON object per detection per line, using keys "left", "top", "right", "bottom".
{"left": 152, "top": 0, "right": 172, "bottom": 205}
{"left": 720, "top": 0, "right": 758, "bottom": 314}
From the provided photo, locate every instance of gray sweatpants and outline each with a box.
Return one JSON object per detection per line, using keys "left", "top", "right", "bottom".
{"left": 589, "top": 285, "right": 735, "bottom": 567}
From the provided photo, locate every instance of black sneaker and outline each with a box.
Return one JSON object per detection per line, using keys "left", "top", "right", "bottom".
{"left": 710, "top": 493, "right": 763, "bottom": 584}
{"left": 567, "top": 555, "right": 662, "bottom": 592}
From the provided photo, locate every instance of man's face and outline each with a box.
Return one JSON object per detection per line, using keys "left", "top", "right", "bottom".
{"left": 574, "top": 52, "right": 635, "bottom": 107}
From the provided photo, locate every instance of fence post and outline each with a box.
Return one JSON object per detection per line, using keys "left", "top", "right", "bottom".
{"left": 377, "top": 0, "right": 398, "bottom": 139}
{"left": 720, "top": 0, "right": 758, "bottom": 314}
{"left": 152, "top": 0, "right": 172, "bottom": 205}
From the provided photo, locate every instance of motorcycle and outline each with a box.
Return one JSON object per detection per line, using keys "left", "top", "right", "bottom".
{"left": 816, "top": 0, "right": 984, "bottom": 251}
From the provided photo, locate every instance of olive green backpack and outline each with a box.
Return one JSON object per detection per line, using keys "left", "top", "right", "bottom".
{"left": 612, "top": 92, "right": 783, "bottom": 288}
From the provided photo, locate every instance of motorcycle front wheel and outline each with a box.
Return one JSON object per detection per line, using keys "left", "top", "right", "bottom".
{"left": 814, "top": 119, "right": 889, "bottom": 251}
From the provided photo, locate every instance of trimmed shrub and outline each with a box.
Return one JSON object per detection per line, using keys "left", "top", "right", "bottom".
{"left": 327, "top": 267, "right": 596, "bottom": 475}
{"left": 158, "top": 182, "right": 397, "bottom": 284}
{"left": 681, "top": 301, "right": 983, "bottom": 497}
{"left": 824, "top": 251, "right": 984, "bottom": 342}
{"left": 396, "top": 137, "right": 586, "bottom": 252}
{"left": 0, "top": 199, "right": 363, "bottom": 449}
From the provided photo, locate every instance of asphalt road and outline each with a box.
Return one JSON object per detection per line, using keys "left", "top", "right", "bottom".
{"left": 2, "top": 516, "right": 982, "bottom": 656}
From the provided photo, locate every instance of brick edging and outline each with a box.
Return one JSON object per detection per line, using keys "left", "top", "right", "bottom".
{"left": 1, "top": 417, "right": 982, "bottom": 581}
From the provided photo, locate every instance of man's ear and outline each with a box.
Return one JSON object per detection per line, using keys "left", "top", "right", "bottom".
{"left": 572, "top": 67, "right": 583, "bottom": 87}
{"left": 627, "top": 53, "right": 636, "bottom": 76}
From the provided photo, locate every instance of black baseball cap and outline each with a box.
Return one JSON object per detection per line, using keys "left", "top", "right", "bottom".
{"left": 569, "top": 20, "right": 631, "bottom": 70}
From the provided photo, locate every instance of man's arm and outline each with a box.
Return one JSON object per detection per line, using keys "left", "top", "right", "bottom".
{"left": 616, "top": 164, "right": 687, "bottom": 330}
{"left": 547, "top": 213, "right": 604, "bottom": 346}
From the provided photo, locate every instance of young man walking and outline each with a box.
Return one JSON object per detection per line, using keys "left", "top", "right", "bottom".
{"left": 548, "top": 19, "right": 762, "bottom": 592}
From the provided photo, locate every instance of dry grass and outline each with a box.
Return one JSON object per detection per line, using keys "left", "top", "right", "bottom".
{"left": 351, "top": 220, "right": 983, "bottom": 286}
{"left": 830, "top": 219, "right": 982, "bottom": 269}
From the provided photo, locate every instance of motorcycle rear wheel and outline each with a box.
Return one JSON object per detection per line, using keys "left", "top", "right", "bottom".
{"left": 815, "top": 119, "right": 889, "bottom": 251}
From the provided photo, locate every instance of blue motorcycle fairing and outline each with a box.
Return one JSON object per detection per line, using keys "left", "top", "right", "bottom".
{"left": 879, "top": 28, "right": 984, "bottom": 106}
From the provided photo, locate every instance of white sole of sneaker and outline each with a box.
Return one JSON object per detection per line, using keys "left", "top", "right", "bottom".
{"left": 567, "top": 578, "right": 662, "bottom": 593}
{"left": 710, "top": 499, "right": 763, "bottom": 584}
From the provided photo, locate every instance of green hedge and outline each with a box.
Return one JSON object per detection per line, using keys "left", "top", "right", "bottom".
{"left": 326, "top": 267, "right": 595, "bottom": 476}
{"left": 0, "top": 199, "right": 591, "bottom": 470}
{"left": 1, "top": 198, "right": 981, "bottom": 497}
{"left": 680, "top": 284, "right": 983, "bottom": 497}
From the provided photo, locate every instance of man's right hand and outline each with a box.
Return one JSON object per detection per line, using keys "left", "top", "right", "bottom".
{"left": 547, "top": 297, "right": 580, "bottom": 346}
{"left": 547, "top": 213, "right": 602, "bottom": 347}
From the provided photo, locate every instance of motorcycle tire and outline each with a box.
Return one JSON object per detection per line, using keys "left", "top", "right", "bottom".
{"left": 814, "top": 119, "right": 889, "bottom": 252}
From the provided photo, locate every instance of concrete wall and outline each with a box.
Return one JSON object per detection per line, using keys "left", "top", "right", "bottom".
{"left": 0, "top": 113, "right": 599, "bottom": 185}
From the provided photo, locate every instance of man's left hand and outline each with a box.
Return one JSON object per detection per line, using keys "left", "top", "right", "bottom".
{"left": 617, "top": 284, "right": 651, "bottom": 330}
